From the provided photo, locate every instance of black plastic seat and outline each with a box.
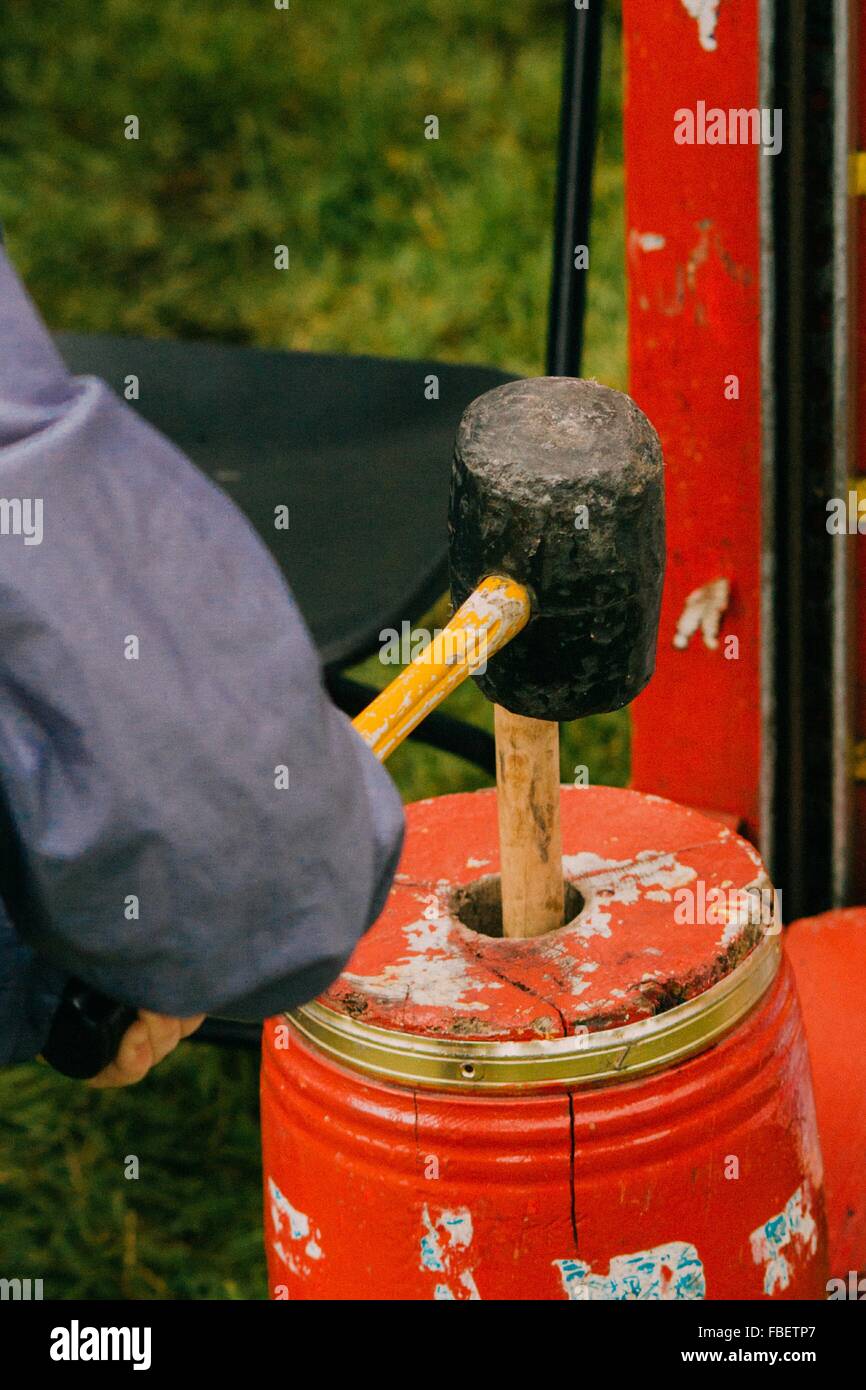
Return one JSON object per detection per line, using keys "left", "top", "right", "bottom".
{"left": 55, "top": 333, "right": 511, "bottom": 672}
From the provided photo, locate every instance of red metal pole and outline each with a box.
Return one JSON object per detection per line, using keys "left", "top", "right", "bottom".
{"left": 624, "top": 0, "right": 766, "bottom": 843}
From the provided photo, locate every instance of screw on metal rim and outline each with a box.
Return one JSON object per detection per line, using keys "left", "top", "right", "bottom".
{"left": 286, "top": 933, "right": 782, "bottom": 1092}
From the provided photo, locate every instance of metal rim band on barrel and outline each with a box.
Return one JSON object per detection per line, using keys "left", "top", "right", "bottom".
{"left": 287, "top": 932, "right": 782, "bottom": 1092}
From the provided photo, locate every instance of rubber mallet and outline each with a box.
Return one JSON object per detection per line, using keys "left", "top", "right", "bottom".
{"left": 355, "top": 377, "right": 665, "bottom": 939}
{"left": 40, "top": 379, "right": 661, "bottom": 1078}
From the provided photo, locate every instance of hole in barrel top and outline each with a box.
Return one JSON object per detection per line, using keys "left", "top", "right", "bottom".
{"left": 448, "top": 873, "right": 584, "bottom": 939}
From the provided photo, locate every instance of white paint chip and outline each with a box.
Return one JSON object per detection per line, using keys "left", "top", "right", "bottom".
{"left": 635, "top": 232, "right": 667, "bottom": 252}
{"left": 680, "top": 0, "right": 721, "bottom": 52}
{"left": 342, "top": 898, "right": 501, "bottom": 1012}
{"left": 555, "top": 1242, "right": 706, "bottom": 1300}
{"left": 268, "top": 1178, "right": 324, "bottom": 1279}
{"left": 750, "top": 1186, "right": 818, "bottom": 1296}
{"left": 420, "top": 1206, "right": 481, "bottom": 1301}
{"left": 673, "top": 578, "right": 730, "bottom": 651}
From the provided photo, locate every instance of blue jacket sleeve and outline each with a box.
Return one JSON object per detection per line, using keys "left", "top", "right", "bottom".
{"left": 0, "top": 248, "right": 405, "bottom": 1061}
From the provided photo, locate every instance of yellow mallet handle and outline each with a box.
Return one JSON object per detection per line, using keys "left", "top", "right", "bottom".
{"left": 352, "top": 575, "right": 531, "bottom": 763}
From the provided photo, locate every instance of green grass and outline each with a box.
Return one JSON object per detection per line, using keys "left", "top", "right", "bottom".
{"left": 0, "top": 0, "right": 627, "bottom": 1298}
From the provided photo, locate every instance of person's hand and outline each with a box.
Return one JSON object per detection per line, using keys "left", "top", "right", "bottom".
{"left": 89, "top": 1010, "right": 205, "bottom": 1088}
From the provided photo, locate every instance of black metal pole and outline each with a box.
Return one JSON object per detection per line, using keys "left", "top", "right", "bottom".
{"left": 769, "top": 0, "right": 852, "bottom": 916}
{"left": 546, "top": 0, "right": 604, "bottom": 378}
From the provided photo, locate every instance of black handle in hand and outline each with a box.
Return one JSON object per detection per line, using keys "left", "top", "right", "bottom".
{"left": 42, "top": 979, "right": 138, "bottom": 1079}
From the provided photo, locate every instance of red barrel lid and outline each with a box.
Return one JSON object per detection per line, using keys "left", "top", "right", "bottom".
{"left": 319, "top": 786, "right": 776, "bottom": 1044}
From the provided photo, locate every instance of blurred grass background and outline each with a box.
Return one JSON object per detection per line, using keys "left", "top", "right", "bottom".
{"left": 0, "top": 0, "right": 627, "bottom": 1297}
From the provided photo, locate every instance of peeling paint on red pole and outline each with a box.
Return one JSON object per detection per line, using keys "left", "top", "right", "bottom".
{"left": 261, "top": 788, "right": 827, "bottom": 1300}
{"left": 624, "top": 0, "right": 765, "bottom": 840}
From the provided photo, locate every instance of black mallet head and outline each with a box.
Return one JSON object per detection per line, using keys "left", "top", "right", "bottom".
{"left": 448, "top": 377, "right": 665, "bottom": 722}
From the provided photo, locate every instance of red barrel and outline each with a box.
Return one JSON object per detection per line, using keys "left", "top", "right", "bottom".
{"left": 261, "top": 787, "right": 828, "bottom": 1300}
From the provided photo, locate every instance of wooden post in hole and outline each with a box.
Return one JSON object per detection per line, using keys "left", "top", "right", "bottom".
{"left": 494, "top": 705, "right": 564, "bottom": 939}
